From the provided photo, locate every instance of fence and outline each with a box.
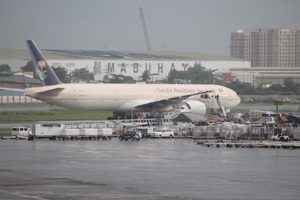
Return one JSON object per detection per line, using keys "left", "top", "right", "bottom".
{"left": 0, "top": 96, "right": 41, "bottom": 104}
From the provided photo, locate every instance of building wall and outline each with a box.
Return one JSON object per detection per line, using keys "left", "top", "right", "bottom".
{"left": 230, "top": 67, "right": 300, "bottom": 86}
{"left": 48, "top": 59, "right": 250, "bottom": 82}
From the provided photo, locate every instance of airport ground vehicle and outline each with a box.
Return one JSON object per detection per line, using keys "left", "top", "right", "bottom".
{"left": 151, "top": 129, "right": 175, "bottom": 138}
{"left": 11, "top": 127, "right": 32, "bottom": 138}
{"left": 119, "top": 130, "right": 141, "bottom": 141}
{"left": 271, "top": 135, "right": 289, "bottom": 141}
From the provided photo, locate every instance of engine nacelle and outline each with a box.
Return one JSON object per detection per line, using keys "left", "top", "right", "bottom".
{"left": 180, "top": 100, "right": 206, "bottom": 115}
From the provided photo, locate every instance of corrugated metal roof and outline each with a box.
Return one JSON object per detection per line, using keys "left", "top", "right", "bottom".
{"left": 0, "top": 48, "right": 241, "bottom": 61}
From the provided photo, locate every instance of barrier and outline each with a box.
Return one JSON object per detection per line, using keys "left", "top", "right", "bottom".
{"left": 0, "top": 96, "right": 41, "bottom": 104}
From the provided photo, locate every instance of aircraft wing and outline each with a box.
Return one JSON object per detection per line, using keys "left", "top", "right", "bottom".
{"left": 135, "top": 90, "right": 211, "bottom": 110}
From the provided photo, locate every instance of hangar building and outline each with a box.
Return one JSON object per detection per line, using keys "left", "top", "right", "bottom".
{"left": 0, "top": 48, "right": 250, "bottom": 82}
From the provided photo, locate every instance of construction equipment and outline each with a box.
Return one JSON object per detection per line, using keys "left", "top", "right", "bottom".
{"left": 139, "top": 7, "right": 152, "bottom": 51}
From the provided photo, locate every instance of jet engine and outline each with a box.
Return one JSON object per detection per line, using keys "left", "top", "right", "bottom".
{"left": 180, "top": 100, "right": 206, "bottom": 115}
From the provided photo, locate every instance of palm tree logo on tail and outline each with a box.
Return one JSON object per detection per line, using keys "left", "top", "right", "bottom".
{"left": 36, "top": 60, "right": 47, "bottom": 80}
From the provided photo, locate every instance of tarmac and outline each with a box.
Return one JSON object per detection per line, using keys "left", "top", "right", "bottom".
{"left": 0, "top": 139, "right": 300, "bottom": 199}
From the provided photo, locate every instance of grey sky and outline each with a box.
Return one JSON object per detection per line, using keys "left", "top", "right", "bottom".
{"left": 0, "top": 0, "right": 299, "bottom": 56}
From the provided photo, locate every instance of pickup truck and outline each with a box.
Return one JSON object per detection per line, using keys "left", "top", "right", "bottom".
{"left": 151, "top": 129, "right": 175, "bottom": 138}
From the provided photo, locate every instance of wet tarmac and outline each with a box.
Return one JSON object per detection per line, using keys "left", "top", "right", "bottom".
{"left": 0, "top": 139, "right": 300, "bottom": 200}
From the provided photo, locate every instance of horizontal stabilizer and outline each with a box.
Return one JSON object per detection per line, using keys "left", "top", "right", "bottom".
{"left": 35, "top": 87, "right": 64, "bottom": 96}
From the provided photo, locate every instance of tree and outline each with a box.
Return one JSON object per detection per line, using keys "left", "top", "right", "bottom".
{"left": 21, "top": 61, "right": 34, "bottom": 72}
{"left": 107, "top": 74, "right": 135, "bottom": 83}
{"left": 225, "top": 80, "right": 255, "bottom": 94}
{"left": 0, "top": 64, "right": 11, "bottom": 72}
{"left": 53, "top": 66, "right": 70, "bottom": 83}
{"left": 283, "top": 77, "right": 296, "bottom": 92}
{"left": 140, "top": 70, "right": 151, "bottom": 83}
{"left": 71, "top": 68, "right": 94, "bottom": 83}
{"left": 187, "top": 64, "right": 216, "bottom": 84}
{"left": 167, "top": 64, "right": 215, "bottom": 84}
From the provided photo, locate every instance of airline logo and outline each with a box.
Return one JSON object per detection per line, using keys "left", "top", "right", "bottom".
{"left": 37, "top": 60, "right": 46, "bottom": 70}
{"left": 35, "top": 60, "right": 47, "bottom": 80}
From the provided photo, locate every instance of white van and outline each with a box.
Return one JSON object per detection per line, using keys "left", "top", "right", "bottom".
{"left": 12, "top": 127, "right": 32, "bottom": 137}
{"left": 151, "top": 129, "right": 175, "bottom": 138}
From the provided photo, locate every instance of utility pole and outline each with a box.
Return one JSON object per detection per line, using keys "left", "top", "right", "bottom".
{"left": 139, "top": 7, "right": 152, "bottom": 51}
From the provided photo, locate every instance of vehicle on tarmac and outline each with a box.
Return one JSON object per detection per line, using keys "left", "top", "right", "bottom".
{"left": 11, "top": 127, "right": 32, "bottom": 139}
{"left": 271, "top": 134, "right": 289, "bottom": 141}
{"left": 151, "top": 129, "right": 175, "bottom": 138}
{"left": 119, "top": 130, "right": 141, "bottom": 141}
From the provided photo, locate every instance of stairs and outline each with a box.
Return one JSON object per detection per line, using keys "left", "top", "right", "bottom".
{"left": 210, "top": 96, "right": 227, "bottom": 117}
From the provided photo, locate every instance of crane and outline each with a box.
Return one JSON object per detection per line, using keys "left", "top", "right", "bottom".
{"left": 139, "top": 7, "right": 152, "bottom": 51}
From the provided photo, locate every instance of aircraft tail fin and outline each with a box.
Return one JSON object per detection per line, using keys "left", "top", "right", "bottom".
{"left": 26, "top": 40, "right": 61, "bottom": 85}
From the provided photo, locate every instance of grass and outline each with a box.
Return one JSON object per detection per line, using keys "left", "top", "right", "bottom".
{"left": 0, "top": 128, "right": 11, "bottom": 136}
{"left": 1, "top": 103, "right": 49, "bottom": 107}
{"left": 0, "top": 109, "right": 113, "bottom": 122}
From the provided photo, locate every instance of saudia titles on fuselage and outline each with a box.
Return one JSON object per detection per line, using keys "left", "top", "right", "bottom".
{"left": 155, "top": 88, "right": 208, "bottom": 94}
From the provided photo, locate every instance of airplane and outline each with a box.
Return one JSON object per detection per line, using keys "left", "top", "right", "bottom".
{"left": 24, "top": 40, "right": 240, "bottom": 116}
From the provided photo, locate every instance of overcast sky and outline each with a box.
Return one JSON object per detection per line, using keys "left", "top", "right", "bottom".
{"left": 0, "top": 0, "right": 299, "bottom": 56}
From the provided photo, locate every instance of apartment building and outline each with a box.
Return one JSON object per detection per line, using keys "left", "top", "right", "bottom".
{"left": 231, "top": 28, "right": 300, "bottom": 67}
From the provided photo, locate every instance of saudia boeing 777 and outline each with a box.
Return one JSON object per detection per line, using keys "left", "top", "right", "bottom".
{"left": 25, "top": 40, "right": 240, "bottom": 116}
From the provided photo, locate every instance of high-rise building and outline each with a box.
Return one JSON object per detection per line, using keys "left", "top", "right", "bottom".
{"left": 230, "top": 28, "right": 300, "bottom": 67}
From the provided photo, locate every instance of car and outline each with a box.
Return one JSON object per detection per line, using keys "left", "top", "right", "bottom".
{"left": 270, "top": 135, "right": 289, "bottom": 142}
{"left": 119, "top": 130, "right": 141, "bottom": 141}
{"left": 151, "top": 129, "right": 175, "bottom": 138}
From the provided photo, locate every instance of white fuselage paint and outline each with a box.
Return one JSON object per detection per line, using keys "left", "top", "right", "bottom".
{"left": 25, "top": 84, "right": 240, "bottom": 112}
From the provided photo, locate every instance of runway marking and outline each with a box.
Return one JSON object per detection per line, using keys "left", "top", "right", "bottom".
{"left": 0, "top": 189, "right": 48, "bottom": 200}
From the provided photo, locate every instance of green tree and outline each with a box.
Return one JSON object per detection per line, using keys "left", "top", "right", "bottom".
{"left": 0, "top": 64, "right": 11, "bottom": 72}
{"left": 188, "top": 64, "right": 216, "bottom": 84}
{"left": 140, "top": 70, "right": 151, "bottom": 83}
{"left": 53, "top": 66, "right": 70, "bottom": 83}
{"left": 167, "top": 64, "right": 215, "bottom": 84}
{"left": 225, "top": 80, "right": 255, "bottom": 94}
{"left": 21, "top": 61, "right": 34, "bottom": 72}
{"left": 268, "top": 84, "right": 284, "bottom": 92}
{"left": 283, "top": 77, "right": 296, "bottom": 92}
{"left": 71, "top": 68, "right": 94, "bottom": 83}
{"left": 107, "top": 74, "right": 135, "bottom": 83}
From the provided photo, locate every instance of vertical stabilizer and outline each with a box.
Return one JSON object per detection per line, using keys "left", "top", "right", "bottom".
{"left": 26, "top": 40, "right": 61, "bottom": 85}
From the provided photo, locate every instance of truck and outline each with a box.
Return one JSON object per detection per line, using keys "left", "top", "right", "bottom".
{"left": 33, "top": 123, "right": 65, "bottom": 139}
{"left": 11, "top": 127, "right": 32, "bottom": 139}
{"left": 98, "top": 128, "right": 113, "bottom": 140}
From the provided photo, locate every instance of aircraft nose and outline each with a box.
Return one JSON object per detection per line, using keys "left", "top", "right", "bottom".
{"left": 234, "top": 95, "right": 241, "bottom": 106}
